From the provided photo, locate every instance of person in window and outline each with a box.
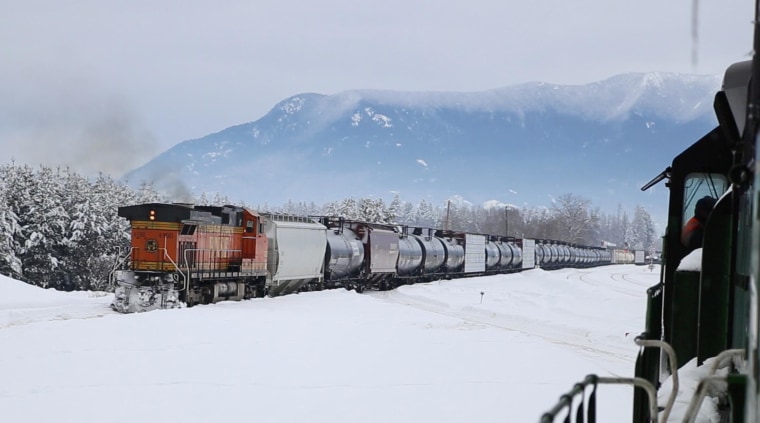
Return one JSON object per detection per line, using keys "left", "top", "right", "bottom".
{"left": 681, "top": 196, "right": 717, "bottom": 252}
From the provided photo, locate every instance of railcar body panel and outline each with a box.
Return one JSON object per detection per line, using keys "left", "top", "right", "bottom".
{"left": 239, "top": 208, "right": 268, "bottom": 274}
{"left": 365, "top": 227, "right": 399, "bottom": 275}
{"left": 464, "top": 234, "right": 486, "bottom": 273}
{"left": 519, "top": 239, "right": 535, "bottom": 270}
{"left": 263, "top": 216, "right": 327, "bottom": 296}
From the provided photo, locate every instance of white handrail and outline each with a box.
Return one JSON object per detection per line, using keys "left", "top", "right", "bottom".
{"left": 634, "top": 337, "right": 679, "bottom": 423}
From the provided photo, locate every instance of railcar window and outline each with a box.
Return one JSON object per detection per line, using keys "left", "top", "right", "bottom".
{"left": 682, "top": 173, "right": 728, "bottom": 224}
{"left": 246, "top": 220, "right": 254, "bottom": 233}
{"left": 181, "top": 224, "right": 197, "bottom": 235}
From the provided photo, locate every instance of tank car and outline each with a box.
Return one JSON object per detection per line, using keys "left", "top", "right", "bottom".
{"left": 492, "top": 237, "right": 515, "bottom": 272}
{"left": 395, "top": 226, "right": 424, "bottom": 280}
{"left": 410, "top": 227, "right": 447, "bottom": 278}
{"left": 322, "top": 219, "right": 399, "bottom": 291}
{"left": 484, "top": 238, "right": 501, "bottom": 272}
{"left": 321, "top": 217, "right": 365, "bottom": 289}
{"left": 434, "top": 230, "right": 465, "bottom": 276}
{"left": 434, "top": 230, "right": 487, "bottom": 277}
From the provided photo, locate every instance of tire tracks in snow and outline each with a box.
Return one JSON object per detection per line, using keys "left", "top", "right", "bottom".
{"left": 368, "top": 286, "right": 636, "bottom": 365}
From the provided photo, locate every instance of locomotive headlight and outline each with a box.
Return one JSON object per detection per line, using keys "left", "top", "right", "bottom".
{"left": 149, "top": 209, "right": 156, "bottom": 221}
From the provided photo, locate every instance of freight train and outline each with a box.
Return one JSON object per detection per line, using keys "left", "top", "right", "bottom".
{"left": 109, "top": 202, "right": 634, "bottom": 313}
{"left": 541, "top": 4, "right": 760, "bottom": 421}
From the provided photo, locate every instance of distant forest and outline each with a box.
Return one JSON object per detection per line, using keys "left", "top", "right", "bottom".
{"left": 0, "top": 164, "right": 656, "bottom": 292}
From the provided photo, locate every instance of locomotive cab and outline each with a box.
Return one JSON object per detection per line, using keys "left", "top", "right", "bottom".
{"left": 541, "top": 59, "right": 755, "bottom": 423}
{"left": 630, "top": 61, "right": 750, "bottom": 422}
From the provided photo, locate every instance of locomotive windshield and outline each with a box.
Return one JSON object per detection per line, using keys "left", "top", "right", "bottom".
{"left": 682, "top": 172, "right": 728, "bottom": 223}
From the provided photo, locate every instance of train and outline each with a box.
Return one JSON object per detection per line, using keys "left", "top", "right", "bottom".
{"left": 542, "top": 4, "right": 760, "bottom": 421}
{"left": 109, "top": 202, "right": 636, "bottom": 313}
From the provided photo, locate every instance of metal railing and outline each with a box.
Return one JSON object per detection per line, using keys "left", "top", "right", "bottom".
{"left": 180, "top": 248, "right": 244, "bottom": 290}
{"left": 681, "top": 348, "right": 745, "bottom": 423}
{"left": 541, "top": 337, "right": 679, "bottom": 423}
{"left": 539, "top": 374, "right": 658, "bottom": 423}
{"left": 634, "top": 337, "right": 679, "bottom": 423}
{"left": 108, "top": 246, "right": 135, "bottom": 289}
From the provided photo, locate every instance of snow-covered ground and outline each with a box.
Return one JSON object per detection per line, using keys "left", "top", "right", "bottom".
{"left": 0, "top": 265, "right": 706, "bottom": 422}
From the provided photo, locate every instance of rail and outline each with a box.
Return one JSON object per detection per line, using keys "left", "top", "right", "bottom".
{"left": 539, "top": 374, "right": 658, "bottom": 423}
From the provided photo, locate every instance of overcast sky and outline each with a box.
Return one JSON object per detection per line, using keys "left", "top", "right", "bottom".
{"left": 0, "top": 0, "right": 753, "bottom": 176}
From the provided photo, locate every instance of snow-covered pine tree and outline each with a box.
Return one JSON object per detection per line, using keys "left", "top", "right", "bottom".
{"left": 0, "top": 171, "right": 21, "bottom": 278}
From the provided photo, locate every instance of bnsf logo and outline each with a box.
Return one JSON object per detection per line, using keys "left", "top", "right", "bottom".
{"left": 146, "top": 239, "right": 158, "bottom": 252}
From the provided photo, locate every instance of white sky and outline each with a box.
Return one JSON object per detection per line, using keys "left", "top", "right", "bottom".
{"left": 0, "top": 264, "right": 721, "bottom": 422}
{"left": 0, "top": 1, "right": 753, "bottom": 175}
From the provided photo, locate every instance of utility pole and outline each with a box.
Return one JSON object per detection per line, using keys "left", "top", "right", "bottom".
{"left": 445, "top": 200, "right": 451, "bottom": 231}
{"left": 505, "top": 206, "right": 510, "bottom": 237}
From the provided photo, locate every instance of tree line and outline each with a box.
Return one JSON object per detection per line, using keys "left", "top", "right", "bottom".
{"left": 0, "top": 163, "right": 657, "bottom": 292}
{"left": 261, "top": 193, "right": 657, "bottom": 251}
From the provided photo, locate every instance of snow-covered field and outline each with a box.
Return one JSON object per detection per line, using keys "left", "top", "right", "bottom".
{"left": 0, "top": 265, "right": 660, "bottom": 422}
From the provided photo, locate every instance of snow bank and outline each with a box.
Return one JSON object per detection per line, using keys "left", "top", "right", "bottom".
{"left": 0, "top": 265, "right": 658, "bottom": 422}
{"left": 0, "top": 273, "right": 63, "bottom": 305}
{"left": 0, "top": 274, "right": 114, "bottom": 328}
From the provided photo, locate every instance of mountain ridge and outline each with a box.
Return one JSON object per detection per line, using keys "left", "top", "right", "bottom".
{"left": 124, "top": 71, "right": 722, "bottom": 227}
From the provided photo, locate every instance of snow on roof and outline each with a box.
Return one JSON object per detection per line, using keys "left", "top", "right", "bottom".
{"left": 677, "top": 248, "right": 702, "bottom": 272}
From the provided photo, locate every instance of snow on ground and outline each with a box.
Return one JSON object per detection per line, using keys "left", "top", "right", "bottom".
{"left": 0, "top": 265, "right": 662, "bottom": 422}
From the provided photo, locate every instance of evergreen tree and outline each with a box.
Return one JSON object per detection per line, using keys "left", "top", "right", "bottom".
{"left": 415, "top": 200, "right": 437, "bottom": 227}
{"left": 386, "top": 194, "right": 401, "bottom": 223}
{"left": 397, "top": 201, "right": 415, "bottom": 225}
{"left": 629, "top": 205, "right": 657, "bottom": 250}
{"left": 0, "top": 176, "right": 21, "bottom": 278}
{"left": 338, "top": 197, "right": 359, "bottom": 219}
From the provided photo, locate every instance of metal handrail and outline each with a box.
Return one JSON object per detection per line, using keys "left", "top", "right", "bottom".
{"left": 682, "top": 348, "right": 745, "bottom": 422}
{"left": 160, "top": 247, "right": 186, "bottom": 291}
{"left": 108, "top": 246, "right": 135, "bottom": 289}
{"left": 634, "top": 337, "right": 679, "bottom": 422}
{"left": 682, "top": 376, "right": 727, "bottom": 423}
{"left": 708, "top": 349, "right": 744, "bottom": 375}
{"left": 539, "top": 374, "right": 597, "bottom": 423}
{"left": 180, "top": 248, "right": 243, "bottom": 291}
{"left": 598, "top": 377, "right": 658, "bottom": 423}
{"left": 539, "top": 375, "right": 658, "bottom": 423}
{"left": 542, "top": 337, "right": 677, "bottom": 423}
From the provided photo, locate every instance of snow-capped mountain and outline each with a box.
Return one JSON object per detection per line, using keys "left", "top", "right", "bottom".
{"left": 123, "top": 72, "right": 721, "bottom": 221}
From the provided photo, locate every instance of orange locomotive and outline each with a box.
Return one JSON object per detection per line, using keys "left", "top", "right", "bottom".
{"left": 111, "top": 203, "right": 268, "bottom": 313}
